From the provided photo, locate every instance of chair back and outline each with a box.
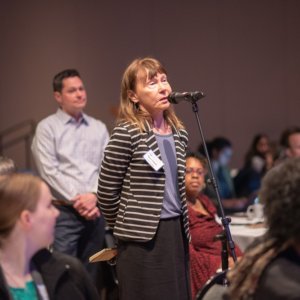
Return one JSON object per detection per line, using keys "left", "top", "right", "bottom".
{"left": 195, "top": 270, "right": 228, "bottom": 300}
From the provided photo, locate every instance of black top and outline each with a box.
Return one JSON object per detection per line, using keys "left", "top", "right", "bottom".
{"left": 0, "top": 249, "right": 99, "bottom": 300}
{"left": 254, "top": 247, "right": 300, "bottom": 300}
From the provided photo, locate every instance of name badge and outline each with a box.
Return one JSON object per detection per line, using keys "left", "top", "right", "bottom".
{"left": 143, "top": 150, "right": 164, "bottom": 171}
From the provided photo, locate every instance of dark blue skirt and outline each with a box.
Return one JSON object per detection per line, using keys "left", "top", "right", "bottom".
{"left": 116, "top": 216, "right": 191, "bottom": 300}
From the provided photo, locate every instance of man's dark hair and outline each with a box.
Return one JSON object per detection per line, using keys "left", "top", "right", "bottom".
{"left": 53, "top": 69, "right": 81, "bottom": 92}
{"left": 280, "top": 126, "right": 300, "bottom": 148}
{"left": 211, "top": 137, "right": 232, "bottom": 151}
{"left": 199, "top": 137, "right": 232, "bottom": 157}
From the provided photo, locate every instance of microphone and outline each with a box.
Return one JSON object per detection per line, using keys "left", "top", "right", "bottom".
{"left": 168, "top": 91, "right": 205, "bottom": 104}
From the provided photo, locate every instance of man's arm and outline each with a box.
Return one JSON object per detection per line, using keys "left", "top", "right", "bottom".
{"left": 32, "top": 119, "right": 108, "bottom": 220}
{"left": 31, "top": 122, "right": 77, "bottom": 200}
{"left": 72, "top": 193, "right": 100, "bottom": 220}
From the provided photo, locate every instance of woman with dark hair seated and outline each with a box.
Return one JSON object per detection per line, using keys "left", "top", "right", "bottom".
{"left": 234, "top": 134, "right": 274, "bottom": 198}
{"left": 0, "top": 173, "right": 99, "bottom": 300}
{"left": 185, "top": 152, "right": 242, "bottom": 299}
{"left": 225, "top": 157, "right": 300, "bottom": 300}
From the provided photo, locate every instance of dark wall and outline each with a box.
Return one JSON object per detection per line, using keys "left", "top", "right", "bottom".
{"left": 1, "top": 0, "right": 300, "bottom": 169}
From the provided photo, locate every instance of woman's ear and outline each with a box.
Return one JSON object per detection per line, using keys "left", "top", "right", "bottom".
{"left": 19, "top": 210, "right": 32, "bottom": 230}
{"left": 127, "top": 90, "right": 139, "bottom": 104}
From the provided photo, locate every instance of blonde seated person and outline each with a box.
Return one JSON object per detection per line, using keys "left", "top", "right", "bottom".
{"left": 0, "top": 173, "right": 99, "bottom": 300}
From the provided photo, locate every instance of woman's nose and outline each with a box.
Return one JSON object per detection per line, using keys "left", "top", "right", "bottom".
{"left": 158, "top": 82, "right": 167, "bottom": 92}
{"left": 54, "top": 206, "right": 60, "bottom": 218}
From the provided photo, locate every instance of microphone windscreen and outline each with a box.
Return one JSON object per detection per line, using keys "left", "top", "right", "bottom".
{"left": 167, "top": 92, "right": 178, "bottom": 104}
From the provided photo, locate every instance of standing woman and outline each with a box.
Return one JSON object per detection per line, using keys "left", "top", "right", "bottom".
{"left": 98, "top": 57, "right": 191, "bottom": 300}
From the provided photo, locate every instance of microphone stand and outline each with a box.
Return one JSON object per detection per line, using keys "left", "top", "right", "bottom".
{"left": 189, "top": 98, "right": 237, "bottom": 265}
{"left": 214, "top": 231, "right": 229, "bottom": 271}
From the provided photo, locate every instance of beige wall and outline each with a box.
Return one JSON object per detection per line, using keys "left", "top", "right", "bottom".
{"left": 1, "top": 0, "right": 300, "bottom": 169}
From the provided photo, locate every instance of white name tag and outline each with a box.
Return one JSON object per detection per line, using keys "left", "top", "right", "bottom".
{"left": 143, "top": 150, "right": 164, "bottom": 171}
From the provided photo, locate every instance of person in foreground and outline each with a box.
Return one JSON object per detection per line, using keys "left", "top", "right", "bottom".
{"left": 224, "top": 157, "right": 300, "bottom": 300}
{"left": 0, "top": 174, "right": 99, "bottom": 300}
{"left": 185, "top": 152, "right": 242, "bottom": 299}
{"left": 97, "top": 57, "right": 191, "bottom": 300}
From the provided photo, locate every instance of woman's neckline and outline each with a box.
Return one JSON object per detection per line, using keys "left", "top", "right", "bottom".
{"left": 154, "top": 131, "right": 173, "bottom": 137}
{"left": 188, "top": 197, "right": 209, "bottom": 216}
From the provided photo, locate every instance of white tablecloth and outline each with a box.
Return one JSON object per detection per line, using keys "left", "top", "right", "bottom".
{"left": 228, "top": 217, "right": 267, "bottom": 251}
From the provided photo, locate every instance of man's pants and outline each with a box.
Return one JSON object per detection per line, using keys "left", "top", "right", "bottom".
{"left": 53, "top": 205, "right": 105, "bottom": 286}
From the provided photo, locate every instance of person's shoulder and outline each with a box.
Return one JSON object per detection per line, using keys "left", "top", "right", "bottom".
{"left": 34, "top": 249, "right": 85, "bottom": 272}
{"left": 33, "top": 250, "right": 99, "bottom": 299}
{"left": 37, "top": 113, "right": 57, "bottom": 125}
{"left": 177, "top": 127, "right": 188, "bottom": 139}
{"left": 84, "top": 113, "right": 107, "bottom": 128}
{"left": 177, "top": 127, "right": 188, "bottom": 146}
{"left": 255, "top": 248, "right": 300, "bottom": 298}
{"left": 35, "top": 113, "right": 60, "bottom": 133}
{"left": 264, "top": 248, "right": 300, "bottom": 279}
{"left": 178, "top": 126, "right": 188, "bottom": 134}
{"left": 112, "top": 121, "right": 141, "bottom": 135}
{"left": 51, "top": 251, "right": 85, "bottom": 270}
{"left": 200, "top": 194, "right": 216, "bottom": 208}
{"left": 116, "top": 120, "right": 138, "bottom": 129}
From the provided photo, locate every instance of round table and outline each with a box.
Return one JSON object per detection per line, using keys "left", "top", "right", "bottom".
{"left": 228, "top": 215, "right": 267, "bottom": 251}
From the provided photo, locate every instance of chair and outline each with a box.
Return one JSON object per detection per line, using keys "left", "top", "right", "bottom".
{"left": 195, "top": 270, "right": 228, "bottom": 300}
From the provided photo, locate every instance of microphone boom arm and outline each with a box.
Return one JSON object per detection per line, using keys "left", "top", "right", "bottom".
{"left": 189, "top": 98, "right": 237, "bottom": 264}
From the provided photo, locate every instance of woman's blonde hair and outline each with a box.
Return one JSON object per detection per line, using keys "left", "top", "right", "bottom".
{"left": 118, "top": 57, "right": 184, "bottom": 131}
{"left": 0, "top": 174, "right": 42, "bottom": 245}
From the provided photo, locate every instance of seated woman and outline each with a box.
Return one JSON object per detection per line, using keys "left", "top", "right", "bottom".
{"left": 186, "top": 152, "right": 242, "bottom": 299}
{"left": 234, "top": 134, "right": 274, "bottom": 198}
{"left": 225, "top": 157, "right": 300, "bottom": 300}
{"left": 0, "top": 173, "right": 99, "bottom": 300}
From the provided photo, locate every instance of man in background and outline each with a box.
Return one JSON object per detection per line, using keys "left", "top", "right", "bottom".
{"left": 280, "top": 126, "right": 300, "bottom": 158}
{"left": 31, "top": 69, "right": 109, "bottom": 287}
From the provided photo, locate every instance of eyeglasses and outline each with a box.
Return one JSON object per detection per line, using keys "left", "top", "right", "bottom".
{"left": 186, "top": 168, "right": 205, "bottom": 176}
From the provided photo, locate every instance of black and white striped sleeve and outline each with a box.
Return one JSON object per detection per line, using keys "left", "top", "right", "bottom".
{"left": 97, "top": 124, "right": 132, "bottom": 228}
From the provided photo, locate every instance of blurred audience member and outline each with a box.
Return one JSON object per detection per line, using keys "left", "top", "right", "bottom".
{"left": 0, "top": 156, "right": 16, "bottom": 176}
{"left": 0, "top": 173, "right": 99, "bottom": 300}
{"left": 186, "top": 152, "right": 242, "bottom": 299}
{"left": 225, "top": 157, "right": 300, "bottom": 300}
{"left": 234, "top": 134, "right": 274, "bottom": 198}
{"left": 199, "top": 137, "right": 248, "bottom": 214}
{"left": 279, "top": 126, "right": 300, "bottom": 159}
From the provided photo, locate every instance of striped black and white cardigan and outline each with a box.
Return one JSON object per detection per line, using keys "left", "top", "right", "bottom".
{"left": 97, "top": 121, "right": 190, "bottom": 242}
